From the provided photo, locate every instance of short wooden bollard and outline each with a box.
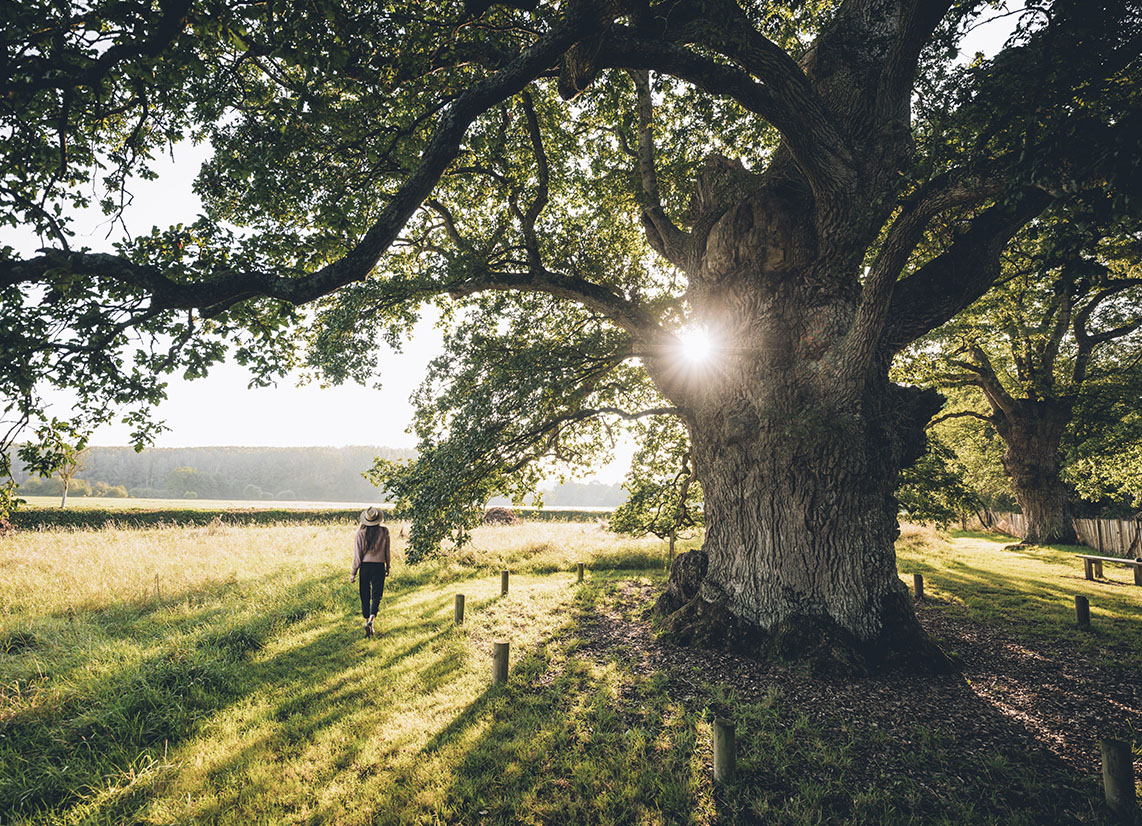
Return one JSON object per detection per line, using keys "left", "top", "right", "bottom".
{"left": 1135, "top": 559, "right": 1142, "bottom": 587}
{"left": 454, "top": 594, "right": 465, "bottom": 625}
{"left": 577, "top": 562, "right": 584, "bottom": 583}
{"left": 713, "top": 718, "right": 736, "bottom": 784}
{"left": 501, "top": 570, "right": 509, "bottom": 596}
{"left": 913, "top": 573, "right": 924, "bottom": 601}
{"left": 1100, "top": 738, "right": 1136, "bottom": 823}
{"left": 1076, "top": 595, "right": 1091, "bottom": 630}
{"left": 492, "top": 640, "right": 510, "bottom": 685}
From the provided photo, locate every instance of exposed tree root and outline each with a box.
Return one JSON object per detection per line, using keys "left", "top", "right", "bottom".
{"left": 656, "top": 550, "right": 957, "bottom": 679}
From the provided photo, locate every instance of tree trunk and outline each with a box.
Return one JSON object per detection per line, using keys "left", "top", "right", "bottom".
{"left": 60, "top": 481, "right": 68, "bottom": 509}
{"left": 654, "top": 372, "right": 950, "bottom": 676}
{"left": 644, "top": 173, "right": 951, "bottom": 675}
{"left": 994, "top": 400, "right": 1076, "bottom": 544}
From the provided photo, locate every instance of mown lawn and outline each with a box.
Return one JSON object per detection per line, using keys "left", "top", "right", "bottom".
{"left": 896, "top": 524, "right": 1142, "bottom": 670}
{"left": 0, "top": 521, "right": 1138, "bottom": 825}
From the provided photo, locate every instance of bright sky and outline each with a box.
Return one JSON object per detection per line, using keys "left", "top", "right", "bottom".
{"left": 2, "top": 6, "right": 1019, "bottom": 482}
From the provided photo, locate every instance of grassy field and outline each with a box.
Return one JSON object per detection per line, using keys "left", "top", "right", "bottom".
{"left": 897, "top": 524, "right": 1142, "bottom": 669}
{"left": 16, "top": 496, "right": 376, "bottom": 510}
{"left": 0, "top": 521, "right": 1138, "bottom": 824}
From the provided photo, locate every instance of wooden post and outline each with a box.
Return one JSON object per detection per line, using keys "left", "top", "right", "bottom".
{"left": 454, "top": 594, "right": 465, "bottom": 625}
{"left": 1085, "top": 559, "right": 1096, "bottom": 581}
{"left": 913, "top": 573, "right": 924, "bottom": 601}
{"left": 713, "top": 718, "right": 736, "bottom": 784}
{"left": 492, "top": 640, "right": 510, "bottom": 685}
{"left": 501, "top": 570, "right": 509, "bottom": 596}
{"left": 577, "top": 562, "right": 584, "bottom": 583}
{"left": 1134, "top": 560, "right": 1142, "bottom": 587}
{"left": 1097, "top": 519, "right": 1105, "bottom": 555}
{"left": 1100, "top": 738, "right": 1136, "bottom": 823}
{"left": 1118, "top": 520, "right": 1127, "bottom": 557}
{"left": 1075, "top": 595, "right": 1091, "bottom": 630}
{"left": 1095, "top": 560, "right": 1105, "bottom": 578}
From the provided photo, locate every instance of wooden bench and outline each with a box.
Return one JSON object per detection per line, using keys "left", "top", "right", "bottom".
{"left": 1078, "top": 554, "right": 1142, "bottom": 585}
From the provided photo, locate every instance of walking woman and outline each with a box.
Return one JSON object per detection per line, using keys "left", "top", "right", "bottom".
{"left": 351, "top": 506, "right": 391, "bottom": 638}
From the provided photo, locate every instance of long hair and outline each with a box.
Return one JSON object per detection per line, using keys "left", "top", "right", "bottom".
{"left": 363, "top": 524, "right": 388, "bottom": 554}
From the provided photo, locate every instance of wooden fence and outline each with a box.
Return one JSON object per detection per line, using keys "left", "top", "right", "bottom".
{"left": 987, "top": 511, "right": 1142, "bottom": 558}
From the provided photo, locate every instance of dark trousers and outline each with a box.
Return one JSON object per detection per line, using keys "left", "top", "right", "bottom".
{"left": 358, "top": 562, "right": 386, "bottom": 619}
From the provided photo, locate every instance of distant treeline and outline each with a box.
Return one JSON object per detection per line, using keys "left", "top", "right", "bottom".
{"left": 12, "top": 446, "right": 413, "bottom": 502}
{"left": 11, "top": 446, "right": 628, "bottom": 506}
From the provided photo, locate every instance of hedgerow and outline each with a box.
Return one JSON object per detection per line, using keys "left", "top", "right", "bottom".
{"left": 9, "top": 507, "right": 607, "bottom": 531}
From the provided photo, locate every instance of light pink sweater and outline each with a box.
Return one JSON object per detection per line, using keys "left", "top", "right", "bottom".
{"left": 351, "top": 526, "right": 391, "bottom": 577}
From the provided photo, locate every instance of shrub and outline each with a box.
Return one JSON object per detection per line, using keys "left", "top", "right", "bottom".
{"left": 68, "top": 479, "right": 92, "bottom": 497}
{"left": 18, "top": 477, "right": 63, "bottom": 496}
{"left": 483, "top": 506, "right": 520, "bottom": 525}
{"left": 91, "top": 481, "right": 129, "bottom": 498}
{"left": 128, "top": 487, "right": 169, "bottom": 499}
{"left": 10, "top": 508, "right": 365, "bottom": 530}
{"left": 9, "top": 505, "right": 606, "bottom": 531}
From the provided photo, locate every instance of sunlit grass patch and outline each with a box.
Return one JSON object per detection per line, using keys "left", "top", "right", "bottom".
{"left": 896, "top": 523, "right": 1142, "bottom": 669}
{"left": 2, "top": 520, "right": 1138, "bottom": 824}
{"left": 0, "top": 521, "right": 675, "bottom": 824}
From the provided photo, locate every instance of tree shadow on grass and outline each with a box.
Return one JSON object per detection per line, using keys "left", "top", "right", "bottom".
{"left": 0, "top": 566, "right": 490, "bottom": 824}
{"left": 6, "top": 566, "right": 1134, "bottom": 825}
{"left": 367, "top": 580, "right": 1132, "bottom": 825}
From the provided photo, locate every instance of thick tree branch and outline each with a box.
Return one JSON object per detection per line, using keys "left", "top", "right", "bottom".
{"left": 1039, "top": 284, "right": 1073, "bottom": 382}
{"left": 876, "top": 0, "right": 956, "bottom": 124}
{"left": 593, "top": 28, "right": 856, "bottom": 201}
{"left": 884, "top": 188, "right": 1053, "bottom": 351}
{"left": 1, "top": 3, "right": 607, "bottom": 318}
{"left": 3, "top": 0, "right": 194, "bottom": 99}
{"left": 843, "top": 171, "right": 1002, "bottom": 373}
{"left": 446, "top": 267, "right": 656, "bottom": 335}
{"left": 628, "top": 69, "right": 691, "bottom": 271}
{"left": 517, "top": 90, "right": 549, "bottom": 271}
{"left": 950, "top": 345, "right": 1018, "bottom": 417}
{"left": 928, "top": 409, "right": 994, "bottom": 426}
{"left": 1073, "top": 282, "right": 1142, "bottom": 386}
{"left": 659, "top": 0, "right": 856, "bottom": 199}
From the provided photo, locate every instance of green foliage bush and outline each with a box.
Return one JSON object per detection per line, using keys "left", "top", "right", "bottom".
{"left": 68, "top": 479, "right": 92, "bottom": 497}
{"left": 18, "top": 476, "right": 63, "bottom": 496}
{"left": 11, "top": 508, "right": 364, "bottom": 530}
{"left": 515, "top": 508, "right": 605, "bottom": 523}
{"left": 91, "top": 482, "right": 129, "bottom": 498}
{"left": 10, "top": 506, "right": 605, "bottom": 531}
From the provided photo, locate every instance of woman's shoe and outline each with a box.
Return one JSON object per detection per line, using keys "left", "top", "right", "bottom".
{"left": 366, "top": 616, "right": 375, "bottom": 638}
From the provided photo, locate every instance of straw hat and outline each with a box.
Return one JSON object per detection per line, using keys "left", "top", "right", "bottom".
{"left": 360, "top": 506, "right": 383, "bottom": 526}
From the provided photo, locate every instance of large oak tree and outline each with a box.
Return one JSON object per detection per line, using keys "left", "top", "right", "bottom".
{"left": 3, "top": 0, "right": 1140, "bottom": 671}
{"left": 907, "top": 207, "right": 1142, "bottom": 544}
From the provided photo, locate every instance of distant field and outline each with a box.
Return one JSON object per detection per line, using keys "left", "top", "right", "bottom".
{"left": 18, "top": 496, "right": 615, "bottom": 512}
{"left": 18, "top": 496, "right": 379, "bottom": 510}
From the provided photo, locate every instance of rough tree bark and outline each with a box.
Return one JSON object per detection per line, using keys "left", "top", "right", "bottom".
{"left": 641, "top": 163, "right": 952, "bottom": 675}
{"left": 994, "top": 400, "right": 1077, "bottom": 544}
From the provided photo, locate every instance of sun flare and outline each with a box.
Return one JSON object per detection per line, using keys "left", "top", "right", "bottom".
{"left": 677, "top": 325, "right": 716, "bottom": 365}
